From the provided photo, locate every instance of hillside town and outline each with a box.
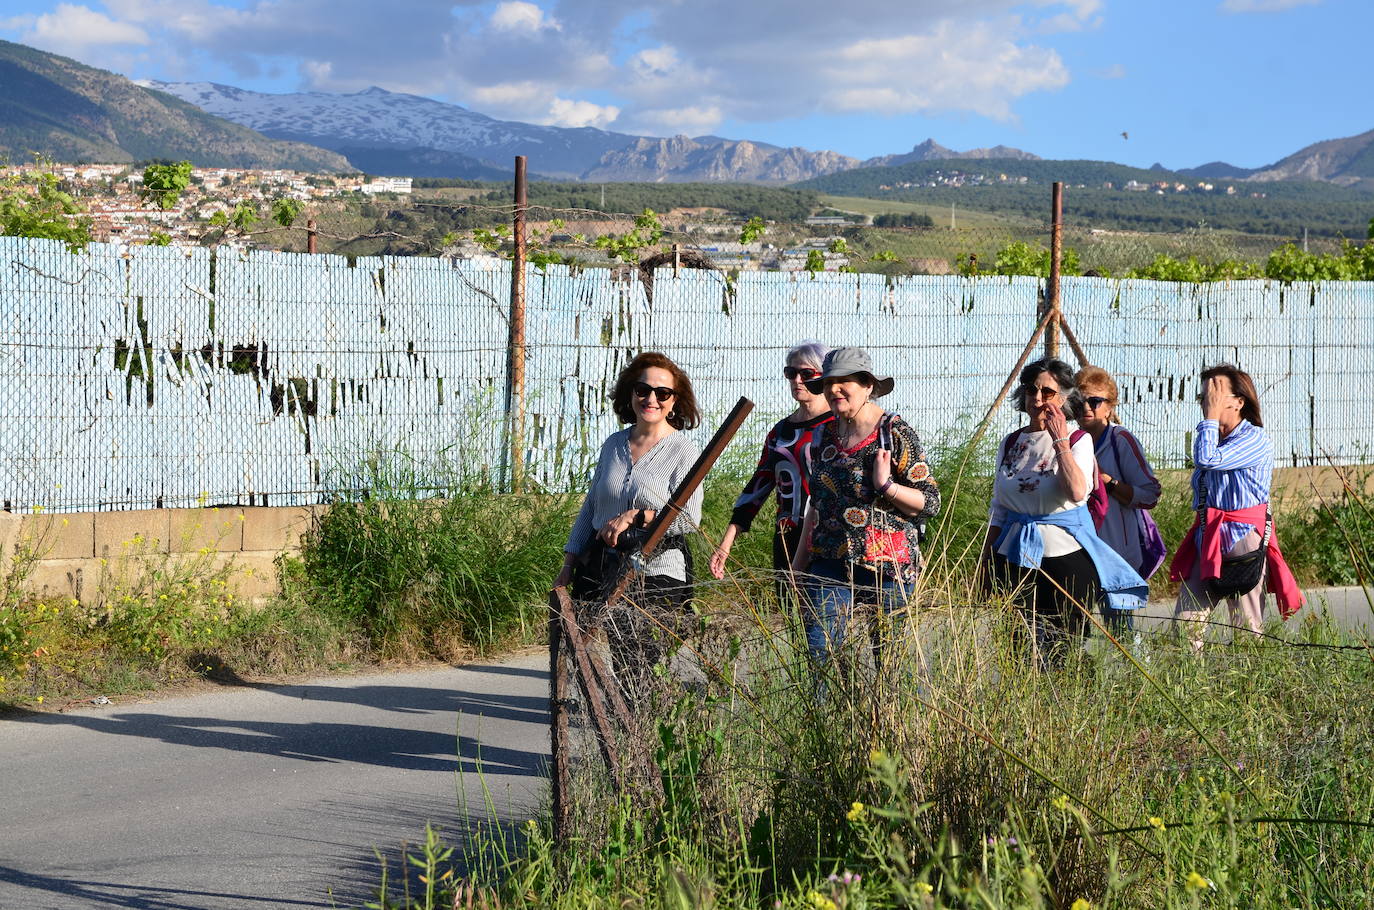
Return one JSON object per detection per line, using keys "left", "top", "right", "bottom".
{"left": 1, "top": 161, "right": 411, "bottom": 246}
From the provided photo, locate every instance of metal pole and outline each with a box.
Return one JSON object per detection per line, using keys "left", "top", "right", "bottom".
{"left": 306, "top": 218, "right": 317, "bottom": 254}
{"left": 1046, "top": 182, "right": 1063, "bottom": 360}
{"left": 506, "top": 156, "right": 528, "bottom": 493}
{"left": 1059, "top": 315, "right": 1091, "bottom": 368}
{"left": 968, "top": 306, "right": 1056, "bottom": 452}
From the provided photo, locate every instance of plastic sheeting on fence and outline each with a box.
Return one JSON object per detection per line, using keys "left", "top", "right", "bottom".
{"left": 2, "top": 236, "right": 1371, "bottom": 512}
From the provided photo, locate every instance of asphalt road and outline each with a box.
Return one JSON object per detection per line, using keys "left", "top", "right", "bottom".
{"left": 0, "top": 651, "right": 550, "bottom": 910}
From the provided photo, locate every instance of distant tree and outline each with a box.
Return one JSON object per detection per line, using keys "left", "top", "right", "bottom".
{"left": 0, "top": 162, "right": 92, "bottom": 251}
{"left": 738, "top": 216, "right": 766, "bottom": 243}
{"left": 872, "top": 212, "right": 935, "bottom": 229}
{"left": 271, "top": 198, "right": 302, "bottom": 228}
{"left": 962, "top": 241, "right": 1082, "bottom": 277}
{"left": 141, "top": 161, "right": 193, "bottom": 211}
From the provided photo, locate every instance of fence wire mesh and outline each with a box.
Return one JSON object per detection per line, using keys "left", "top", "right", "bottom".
{"left": 3, "top": 235, "right": 1372, "bottom": 513}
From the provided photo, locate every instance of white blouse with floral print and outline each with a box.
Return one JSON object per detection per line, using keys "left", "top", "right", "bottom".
{"left": 989, "top": 428, "right": 1096, "bottom": 559}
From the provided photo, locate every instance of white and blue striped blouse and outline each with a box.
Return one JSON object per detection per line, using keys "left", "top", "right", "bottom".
{"left": 1190, "top": 418, "right": 1273, "bottom": 554}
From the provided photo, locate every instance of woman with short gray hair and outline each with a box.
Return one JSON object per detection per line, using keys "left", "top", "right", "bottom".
{"left": 710, "top": 340, "right": 834, "bottom": 601}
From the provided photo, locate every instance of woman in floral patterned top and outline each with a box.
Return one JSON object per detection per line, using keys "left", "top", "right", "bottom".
{"left": 790, "top": 347, "right": 940, "bottom": 661}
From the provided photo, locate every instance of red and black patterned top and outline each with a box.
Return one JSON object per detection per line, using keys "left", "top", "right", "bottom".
{"left": 808, "top": 413, "right": 940, "bottom": 582}
{"left": 730, "top": 412, "right": 836, "bottom": 534}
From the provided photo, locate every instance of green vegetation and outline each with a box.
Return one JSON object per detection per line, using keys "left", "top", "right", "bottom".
{"left": 798, "top": 158, "right": 1374, "bottom": 239}
{"left": 417, "top": 179, "right": 820, "bottom": 223}
{"left": 289, "top": 457, "right": 579, "bottom": 659}
{"left": 0, "top": 162, "right": 91, "bottom": 251}
{"left": 361, "top": 446, "right": 1374, "bottom": 909}
{"left": 140, "top": 160, "right": 192, "bottom": 210}
{"left": 872, "top": 212, "right": 935, "bottom": 229}
{"left": 962, "top": 237, "right": 1374, "bottom": 282}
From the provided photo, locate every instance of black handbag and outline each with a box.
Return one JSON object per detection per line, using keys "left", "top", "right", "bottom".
{"left": 570, "top": 526, "right": 690, "bottom": 602}
{"left": 1199, "top": 477, "right": 1271, "bottom": 599}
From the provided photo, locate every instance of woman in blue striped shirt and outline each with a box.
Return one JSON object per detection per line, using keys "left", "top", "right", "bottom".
{"left": 1171, "top": 364, "right": 1303, "bottom": 645}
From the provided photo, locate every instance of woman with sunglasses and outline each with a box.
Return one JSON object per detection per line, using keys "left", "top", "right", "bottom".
{"left": 1170, "top": 364, "right": 1304, "bottom": 647}
{"left": 554, "top": 351, "right": 703, "bottom": 698}
{"left": 1074, "top": 366, "right": 1164, "bottom": 640}
{"left": 709, "top": 341, "right": 833, "bottom": 599}
{"left": 789, "top": 347, "right": 940, "bottom": 662}
{"left": 981, "top": 358, "right": 1147, "bottom": 668}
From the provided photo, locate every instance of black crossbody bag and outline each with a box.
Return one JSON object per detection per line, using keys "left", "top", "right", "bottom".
{"left": 1199, "top": 476, "right": 1271, "bottom": 599}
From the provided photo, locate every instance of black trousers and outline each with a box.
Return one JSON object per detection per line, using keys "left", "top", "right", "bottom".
{"left": 772, "top": 523, "right": 804, "bottom": 606}
{"left": 993, "top": 548, "right": 1100, "bottom": 667}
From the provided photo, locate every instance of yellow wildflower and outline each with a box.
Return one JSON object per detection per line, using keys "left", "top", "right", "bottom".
{"left": 1071, "top": 900, "right": 1091, "bottom": 910}
{"left": 869, "top": 748, "right": 887, "bottom": 766}
{"left": 808, "top": 891, "right": 837, "bottom": 910}
{"left": 916, "top": 882, "right": 933, "bottom": 895}
{"left": 1051, "top": 794, "right": 1070, "bottom": 811}
{"left": 1185, "top": 872, "right": 1211, "bottom": 891}
{"left": 1149, "top": 816, "right": 1166, "bottom": 831}
{"left": 847, "top": 802, "right": 865, "bottom": 822}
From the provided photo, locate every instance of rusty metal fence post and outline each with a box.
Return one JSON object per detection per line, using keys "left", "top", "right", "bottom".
{"left": 1045, "top": 181, "right": 1063, "bottom": 360}
{"left": 505, "top": 156, "right": 529, "bottom": 493}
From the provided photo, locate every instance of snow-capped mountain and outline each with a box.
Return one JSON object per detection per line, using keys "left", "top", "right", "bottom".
{"left": 144, "top": 81, "right": 861, "bottom": 183}
{"left": 145, "top": 81, "right": 647, "bottom": 179}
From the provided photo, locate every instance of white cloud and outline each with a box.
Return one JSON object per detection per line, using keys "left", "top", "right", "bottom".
{"left": 821, "top": 21, "right": 1069, "bottom": 121}
{"left": 629, "top": 105, "right": 724, "bottom": 136}
{"left": 543, "top": 97, "right": 620, "bottom": 128}
{"left": 13, "top": 0, "right": 1094, "bottom": 138}
{"left": 629, "top": 46, "right": 679, "bottom": 78}
{"left": 300, "top": 59, "right": 333, "bottom": 86}
{"left": 1221, "top": 0, "right": 1319, "bottom": 10}
{"left": 489, "top": 1, "right": 560, "bottom": 32}
{"left": 4, "top": 3, "right": 150, "bottom": 59}
{"left": 469, "top": 80, "right": 549, "bottom": 109}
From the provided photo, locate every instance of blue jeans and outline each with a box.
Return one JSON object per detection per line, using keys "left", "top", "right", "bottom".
{"left": 802, "top": 558, "right": 913, "bottom": 662}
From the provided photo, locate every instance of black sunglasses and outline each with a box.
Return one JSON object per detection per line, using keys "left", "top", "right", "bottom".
{"left": 1084, "top": 396, "right": 1110, "bottom": 409}
{"left": 783, "top": 365, "right": 821, "bottom": 381}
{"left": 633, "top": 382, "right": 676, "bottom": 402}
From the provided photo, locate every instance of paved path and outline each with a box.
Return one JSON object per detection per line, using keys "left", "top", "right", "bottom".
{"left": 1132, "top": 584, "right": 1373, "bottom": 634}
{"left": 0, "top": 652, "right": 550, "bottom": 910}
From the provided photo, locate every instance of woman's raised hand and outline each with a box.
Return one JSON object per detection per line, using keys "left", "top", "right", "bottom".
{"left": 1043, "top": 402, "right": 1070, "bottom": 441}
{"left": 1201, "top": 375, "right": 1236, "bottom": 421}
{"left": 872, "top": 448, "right": 893, "bottom": 491}
{"left": 708, "top": 546, "right": 730, "bottom": 579}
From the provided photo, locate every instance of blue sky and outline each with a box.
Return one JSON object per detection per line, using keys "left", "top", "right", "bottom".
{"left": 1, "top": 0, "right": 1366, "bottom": 169}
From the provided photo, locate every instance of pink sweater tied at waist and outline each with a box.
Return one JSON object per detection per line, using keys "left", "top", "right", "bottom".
{"left": 1168, "top": 503, "right": 1306, "bottom": 619}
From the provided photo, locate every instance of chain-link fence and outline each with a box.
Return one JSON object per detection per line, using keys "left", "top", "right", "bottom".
{"left": 3, "top": 235, "right": 1372, "bottom": 513}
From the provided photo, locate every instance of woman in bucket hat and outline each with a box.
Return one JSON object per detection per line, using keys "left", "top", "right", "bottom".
{"left": 789, "top": 347, "right": 941, "bottom": 662}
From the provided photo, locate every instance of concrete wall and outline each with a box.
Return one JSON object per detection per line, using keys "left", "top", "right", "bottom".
{"left": 0, "top": 506, "right": 322, "bottom": 604}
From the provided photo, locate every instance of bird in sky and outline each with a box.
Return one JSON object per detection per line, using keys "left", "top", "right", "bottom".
{"left": 1121, "top": 131, "right": 1129, "bottom": 140}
